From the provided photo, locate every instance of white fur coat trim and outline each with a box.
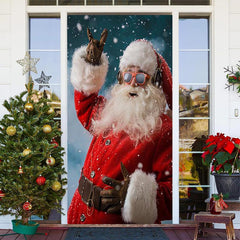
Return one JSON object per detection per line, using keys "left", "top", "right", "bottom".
{"left": 71, "top": 45, "right": 109, "bottom": 95}
{"left": 122, "top": 169, "right": 158, "bottom": 224}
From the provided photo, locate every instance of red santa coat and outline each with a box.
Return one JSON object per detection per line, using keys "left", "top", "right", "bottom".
{"left": 68, "top": 45, "right": 172, "bottom": 224}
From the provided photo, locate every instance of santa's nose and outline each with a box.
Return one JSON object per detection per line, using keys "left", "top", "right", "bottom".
{"left": 130, "top": 76, "right": 137, "bottom": 87}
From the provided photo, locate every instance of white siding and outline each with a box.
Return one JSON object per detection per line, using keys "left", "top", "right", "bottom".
{"left": 229, "top": 0, "right": 240, "bottom": 138}
{"left": 229, "top": 0, "right": 240, "bottom": 13}
{"left": 0, "top": 0, "right": 10, "bottom": 14}
{"left": 0, "top": 67, "right": 11, "bottom": 84}
{"left": 0, "top": 0, "right": 12, "bottom": 229}
{"left": 0, "top": 0, "right": 26, "bottom": 229}
{"left": 0, "top": 2, "right": 11, "bottom": 86}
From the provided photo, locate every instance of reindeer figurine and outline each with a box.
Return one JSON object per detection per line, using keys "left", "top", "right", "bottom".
{"left": 85, "top": 28, "right": 108, "bottom": 65}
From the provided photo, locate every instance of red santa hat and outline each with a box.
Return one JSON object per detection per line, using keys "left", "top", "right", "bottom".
{"left": 119, "top": 39, "right": 172, "bottom": 110}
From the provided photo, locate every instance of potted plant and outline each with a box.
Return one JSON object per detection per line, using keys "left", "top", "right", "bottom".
{"left": 0, "top": 79, "right": 67, "bottom": 235}
{"left": 202, "top": 133, "right": 240, "bottom": 199}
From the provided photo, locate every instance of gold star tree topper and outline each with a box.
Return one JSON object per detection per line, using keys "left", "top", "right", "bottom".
{"left": 16, "top": 52, "right": 40, "bottom": 75}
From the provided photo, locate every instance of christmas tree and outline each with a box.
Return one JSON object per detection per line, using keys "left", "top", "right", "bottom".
{"left": 0, "top": 78, "right": 67, "bottom": 225}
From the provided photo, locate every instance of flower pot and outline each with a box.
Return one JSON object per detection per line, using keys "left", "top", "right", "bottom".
{"left": 12, "top": 219, "right": 39, "bottom": 235}
{"left": 214, "top": 173, "right": 240, "bottom": 200}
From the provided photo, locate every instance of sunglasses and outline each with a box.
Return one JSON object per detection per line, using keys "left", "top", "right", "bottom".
{"left": 122, "top": 72, "right": 151, "bottom": 86}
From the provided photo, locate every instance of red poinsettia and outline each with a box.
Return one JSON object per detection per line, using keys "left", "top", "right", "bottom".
{"left": 202, "top": 133, "right": 240, "bottom": 174}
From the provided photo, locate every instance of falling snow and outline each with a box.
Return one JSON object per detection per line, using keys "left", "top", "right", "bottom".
{"left": 76, "top": 23, "right": 82, "bottom": 32}
{"left": 165, "top": 170, "right": 170, "bottom": 176}
{"left": 67, "top": 15, "right": 172, "bottom": 204}
{"left": 138, "top": 163, "right": 143, "bottom": 169}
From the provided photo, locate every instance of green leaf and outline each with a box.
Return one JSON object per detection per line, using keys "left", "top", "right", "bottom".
{"left": 203, "top": 153, "right": 212, "bottom": 165}
{"left": 212, "top": 194, "right": 220, "bottom": 200}
{"left": 237, "top": 85, "right": 240, "bottom": 94}
{"left": 215, "top": 152, "right": 229, "bottom": 164}
{"left": 208, "top": 144, "right": 216, "bottom": 153}
{"left": 236, "top": 158, "right": 240, "bottom": 169}
{"left": 235, "top": 143, "right": 240, "bottom": 149}
{"left": 223, "top": 163, "right": 232, "bottom": 173}
{"left": 3, "top": 100, "right": 11, "bottom": 112}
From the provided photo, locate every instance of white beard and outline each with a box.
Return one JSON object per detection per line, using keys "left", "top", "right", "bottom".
{"left": 92, "top": 83, "right": 167, "bottom": 143}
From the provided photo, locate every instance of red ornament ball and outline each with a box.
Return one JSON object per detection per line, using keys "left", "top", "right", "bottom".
{"left": 51, "top": 139, "right": 59, "bottom": 148}
{"left": 23, "top": 201, "right": 32, "bottom": 211}
{"left": 0, "top": 189, "right": 5, "bottom": 198}
{"left": 36, "top": 176, "right": 46, "bottom": 185}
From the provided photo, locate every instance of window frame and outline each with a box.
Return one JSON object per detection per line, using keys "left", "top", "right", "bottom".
{"left": 25, "top": 3, "right": 227, "bottom": 225}
{"left": 28, "top": 0, "right": 211, "bottom": 5}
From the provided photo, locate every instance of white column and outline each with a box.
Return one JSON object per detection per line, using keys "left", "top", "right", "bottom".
{"left": 210, "top": 0, "right": 229, "bottom": 197}
{"left": 172, "top": 11, "right": 180, "bottom": 224}
{"left": 60, "top": 10, "right": 68, "bottom": 224}
{"left": 211, "top": 0, "right": 229, "bottom": 135}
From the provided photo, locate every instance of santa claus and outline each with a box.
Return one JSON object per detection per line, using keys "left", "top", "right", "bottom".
{"left": 68, "top": 29, "right": 172, "bottom": 224}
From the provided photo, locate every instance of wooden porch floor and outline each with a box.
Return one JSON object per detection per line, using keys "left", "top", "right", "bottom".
{"left": 1, "top": 224, "right": 240, "bottom": 240}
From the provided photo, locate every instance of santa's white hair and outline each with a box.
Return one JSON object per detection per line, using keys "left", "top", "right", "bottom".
{"left": 92, "top": 83, "right": 166, "bottom": 143}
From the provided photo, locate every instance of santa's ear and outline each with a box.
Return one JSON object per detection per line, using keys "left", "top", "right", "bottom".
{"left": 151, "top": 68, "right": 162, "bottom": 88}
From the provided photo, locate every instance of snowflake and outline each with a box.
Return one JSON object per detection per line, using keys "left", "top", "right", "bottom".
{"left": 113, "top": 37, "right": 118, "bottom": 43}
{"left": 76, "top": 23, "right": 82, "bottom": 32}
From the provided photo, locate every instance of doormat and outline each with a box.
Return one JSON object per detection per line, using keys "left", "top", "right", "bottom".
{"left": 64, "top": 227, "right": 169, "bottom": 240}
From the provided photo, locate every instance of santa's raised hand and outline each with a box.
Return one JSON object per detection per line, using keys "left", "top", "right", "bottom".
{"left": 85, "top": 28, "right": 108, "bottom": 65}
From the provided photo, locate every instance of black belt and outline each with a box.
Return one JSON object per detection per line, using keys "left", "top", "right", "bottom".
{"left": 78, "top": 174, "right": 103, "bottom": 211}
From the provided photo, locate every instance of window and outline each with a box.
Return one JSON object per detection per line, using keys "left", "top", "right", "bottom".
{"left": 29, "top": 17, "right": 61, "bottom": 222}
{"left": 28, "top": 0, "right": 210, "bottom": 5}
{"left": 29, "top": 18, "right": 61, "bottom": 119}
{"left": 178, "top": 18, "right": 210, "bottom": 220}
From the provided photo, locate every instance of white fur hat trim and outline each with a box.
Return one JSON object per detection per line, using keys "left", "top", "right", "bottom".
{"left": 119, "top": 40, "right": 158, "bottom": 76}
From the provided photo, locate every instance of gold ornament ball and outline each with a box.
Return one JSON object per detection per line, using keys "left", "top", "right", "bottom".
{"left": 43, "top": 124, "right": 52, "bottom": 133}
{"left": 52, "top": 181, "right": 61, "bottom": 191}
{"left": 46, "top": 156, "right": 55, "bottom": 166}
{"left": 24, "top": 102, "right": 34, "bottom": 112}
{"left": 47, "top": 107, "right": 55, "bottom": 115}
{"left": 6, "top": 126, "right": 16, "bottom": 136}
{"left": 23, "top": 148, "right": 31, "bottom": 156}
